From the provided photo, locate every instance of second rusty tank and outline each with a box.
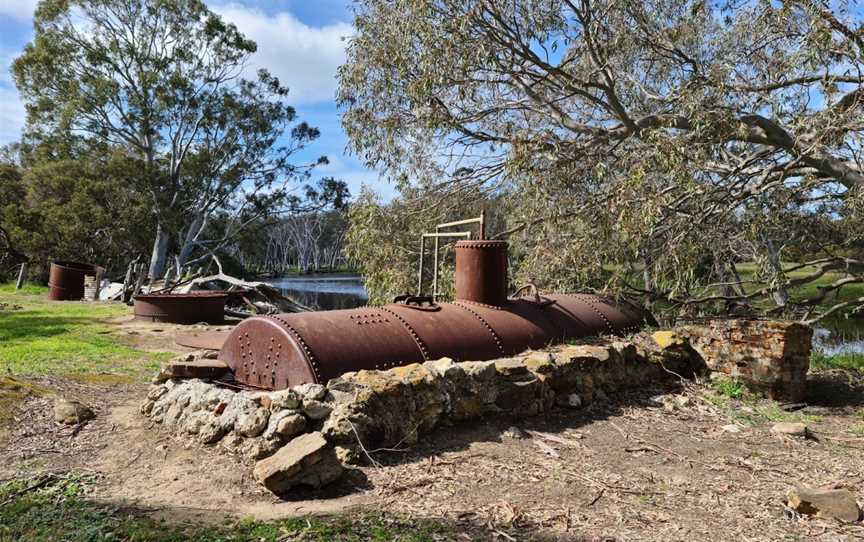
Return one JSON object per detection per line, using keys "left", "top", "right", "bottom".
{"left": 219, "top": 238, "right": 651, "bottom": 390}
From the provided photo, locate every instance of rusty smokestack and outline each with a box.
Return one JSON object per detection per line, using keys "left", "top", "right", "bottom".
{"left": 454, "top": 240, "right": 508, "bottom": 307}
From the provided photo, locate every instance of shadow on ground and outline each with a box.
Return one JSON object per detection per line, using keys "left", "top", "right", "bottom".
{"left": 806, "top": 369, "right": 864, "bottom": 407}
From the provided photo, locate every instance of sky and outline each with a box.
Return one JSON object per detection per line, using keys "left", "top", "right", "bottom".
{"left": 0, "top": 0, "right": 390, "bottom": 199}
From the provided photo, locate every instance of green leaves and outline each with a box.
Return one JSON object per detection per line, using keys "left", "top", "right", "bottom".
{"left": 338, "top": 0, "right": 864, "bottom": 321}
{"left": 12, "top": 0, "right": 329, "bottom": 277}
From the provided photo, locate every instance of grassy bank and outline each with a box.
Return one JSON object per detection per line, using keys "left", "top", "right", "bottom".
{"left": 0, "top": 284, "right": 173, "bottom": 440}
{"left": 0, "top": 473, "right": 454, "bottom": 542}
{"left": 811, "top": 349, "right": 864, "bottom": 370}
{"left": 0, "top": 283, "right": 170, "bottom": 379}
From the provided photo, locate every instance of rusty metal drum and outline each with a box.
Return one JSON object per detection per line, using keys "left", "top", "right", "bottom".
{"left": 133, "top": 292, "right": 227, "bottom": 324}
{"left": 455, "top": 240, "right": 508, "bottom": 307}
{"left": 48, "top": 261, "right": 102, "bottom": 301}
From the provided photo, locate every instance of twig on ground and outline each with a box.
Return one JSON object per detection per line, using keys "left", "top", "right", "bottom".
{"left": 0, "top": 473, "right": 58, "bottom": 506}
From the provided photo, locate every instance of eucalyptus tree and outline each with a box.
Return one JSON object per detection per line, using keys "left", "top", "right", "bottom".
{"left": 338, "top": 0, "right": 864, "bottom": 321}
{"left": 14, "top": 0, "right": 323, "bottom": 278}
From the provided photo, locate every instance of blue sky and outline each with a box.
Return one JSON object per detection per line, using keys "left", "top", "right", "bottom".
{"left": 0, "top": 0, "right": 389, "bottom": 199}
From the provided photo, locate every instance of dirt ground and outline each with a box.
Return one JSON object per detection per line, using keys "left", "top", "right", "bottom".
{"left": 3, "top": 360, "right": 864, "bottom": 541}
{"left": 104, "top": 314, "right": 237, "bottom": 354}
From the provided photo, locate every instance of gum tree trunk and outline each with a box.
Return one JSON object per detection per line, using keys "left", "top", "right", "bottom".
{"left": 149, "top": 223, "right": 171, "bottom": 279}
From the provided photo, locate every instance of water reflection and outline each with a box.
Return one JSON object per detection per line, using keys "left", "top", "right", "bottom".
{"left": 814, "top": 315, "right": 864, "bottom": 356}
{"left": 267, "top": 274, "right": 368, "bottom": 311}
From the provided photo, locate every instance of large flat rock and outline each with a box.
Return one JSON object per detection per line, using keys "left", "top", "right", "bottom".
{"left": 253, "top": 432, "right": 343, "bottom": 493}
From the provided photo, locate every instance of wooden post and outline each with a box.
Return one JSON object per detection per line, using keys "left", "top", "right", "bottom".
{"left": 133, "top": 263, "right": 147, "bottom": 301}
{"left": 93, "top": 267, "right": 104, "bottom": 300}
{"left": 122, "top": 261, "right": 134, "bottom": 302}
{"left": 15, "top": 262, "right": 27, "bottom": 290}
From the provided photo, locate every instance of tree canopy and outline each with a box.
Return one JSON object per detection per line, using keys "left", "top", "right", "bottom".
{"left": 338, "top": 0, "right": 864, "bottom": 321}
{"left": 14, "top": 0, "right": 328, "bottom": 278}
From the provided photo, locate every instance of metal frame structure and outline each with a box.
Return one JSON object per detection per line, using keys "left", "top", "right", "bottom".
{"left": 417, "top": 212, "right": 485, "bottom": 299}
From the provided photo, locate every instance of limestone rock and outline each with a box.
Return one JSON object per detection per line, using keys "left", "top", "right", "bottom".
{"left": 198, "top": 420, "right": 228, "bottom": 444}
{"left": 147, "top": 385, "right": 169, "bottom": 401}
{"left": 276, "top": 413, "right": 308, "bottom": 438}
{"left": 303, "top": 399, "right": 333, "bottom": 420}
{"left": 241, "top": 436, "right": 282, "bottom": 462}
{"left": 523, "top": 352, "right": 556, "bottom": 374}
{"left": 652, "top": 330, "right": 687, "bottom": 349}
{"left": 787, "top": 486, "right": 861, "bottom": 522}
{"left": 556, "top": 392, "right": 583, "bottom": 409}
{"left": 218, "top": 394, "right": 259, "bottom": 430}
{"left": 771, "top": 422, "right": 808, "bottom": 437}
{"left": 236, "top": 407, "right": 270, "bottom": 437}
{"left": 494, "top": 358, "right": 531, "bottom": 377}
{"left": 153, "top": 357, "right": 230, "bottom": 384}
{"left": 294, "top": 383, "right": 327, "bottom": 402}
{"left": 53, "top": 398, "right": 95, "bottom": 424}
{"left": 503, "top": 426, "right": 528, "bottom": 439}
{"left": 269, "top": 389, "right": 301, "bottom": 410}
{"left": 424, "top": 357, "right": 464, "bottom": 379}
{"left": 265, "top": 410, "right": 307, "bottom": 439}
{"left": 461, "top": 361, "right": 496, "bottom": 381}
{"left": 253, "top": 432, "right": 343, "bottom": 493}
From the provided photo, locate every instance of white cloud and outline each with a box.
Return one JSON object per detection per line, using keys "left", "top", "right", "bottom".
{"left": 0, "top": 85, "right": 25, "bottom": 144}
{"left": 211, "top": 2, "right": 352, "bottom": 105}
{"left": 0, "top": 0, "right": 38, "bottom": 21}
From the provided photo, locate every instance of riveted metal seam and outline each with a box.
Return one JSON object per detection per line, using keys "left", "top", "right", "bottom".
{"left": 451, "top": 301, "right": 506, "bottom": 356}
{"left": 575, "top": 294, "right": 616, "bottom": 336}
{"left": 454, "top": 298, "right": 504, "bottom": 310}
{"left": 378, "top": 306, "right": 430, "bottom": 367}
{"left": 269, "top": 315, "right": 322, "bottom": 383}
{"left": 455, "top": 239, "right": 508, "bottom": 248}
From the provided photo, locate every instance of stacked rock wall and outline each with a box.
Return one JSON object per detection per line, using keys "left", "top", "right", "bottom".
{"left": 141, "top": 333, "right": 704, "bottom": 491}
{"left": 680, "top": 319, "right": 813, "bottom": 401}
{"left": 141, "top": 320, "right": 812, "bottom": 493}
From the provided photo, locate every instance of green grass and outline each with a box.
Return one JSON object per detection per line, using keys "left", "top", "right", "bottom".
{"left": 0, "top": 473, "right": 456, "bottom": 542}
{"left": 710, "top": 377, "right": 746, "bottom": 399}
{"left": 0, "top": 282, "right": 49, "bottom": 296}
{"left": 0, "top": 285, "right": 171, "bottom": 379}
{"left": 811, "top": 349, "right": 864, "bottom": 370}
{"left": 705, "top": 378, "right": 822, "bottom": 425}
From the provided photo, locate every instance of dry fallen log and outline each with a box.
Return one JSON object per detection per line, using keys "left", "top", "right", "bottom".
{"left": 177, "top": 273, "right": 310, "bottom": 315}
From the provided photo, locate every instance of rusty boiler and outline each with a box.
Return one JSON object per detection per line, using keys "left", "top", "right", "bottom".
{"left": 219, "top": 237, "right": 652, "bottom": 390}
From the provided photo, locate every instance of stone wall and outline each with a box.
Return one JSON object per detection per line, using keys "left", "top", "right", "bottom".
{"left": 680, "top": 319, "right": 813, "bottom": 401}
{"left": 140, "top": 320, "right": 812, "bottom": 494}
{"left": 141, "top": 332, "right": 704, "bottom": 492}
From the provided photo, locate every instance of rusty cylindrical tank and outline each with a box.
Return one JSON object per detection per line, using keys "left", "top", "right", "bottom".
{"left": 455, "top": 240, "right": 507, "bottom": 306}
{"left": 219, "top": 237, "right": 653, "bottom": 390}
{"left": 133, "top": 292, "right": 228, "bottom": 325}
{"left": 218, "top": 293, "right": 650, "bottom": 391}
{"left": 48, "top": 261, "right": 102, "bottom": 301}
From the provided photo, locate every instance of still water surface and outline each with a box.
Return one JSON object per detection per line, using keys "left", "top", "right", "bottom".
{"left": 267, "top": 274, "right": 368, "bottom": 311}
{"left": 267, "top": 274, "right": 864, "bottom": 355}
{"left": 814, "top": 316, "right": 864, "bottom": 356}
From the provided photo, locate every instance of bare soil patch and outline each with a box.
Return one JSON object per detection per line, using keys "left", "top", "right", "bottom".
{"left": 104, "top": 315, "right": 236, "bottom": 354}
{"left": 2, "top": 372, "right": 864, "bottom": 540}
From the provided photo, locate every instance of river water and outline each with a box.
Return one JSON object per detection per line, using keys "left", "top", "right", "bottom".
{"left": 814, "top": 316, "right": 864, "bottom": 356}
{"left": 266, "top": 274, "right": 864, "bottom": 355}
{"left": 267, "top": 274, "right": 368, "bottom": 311}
